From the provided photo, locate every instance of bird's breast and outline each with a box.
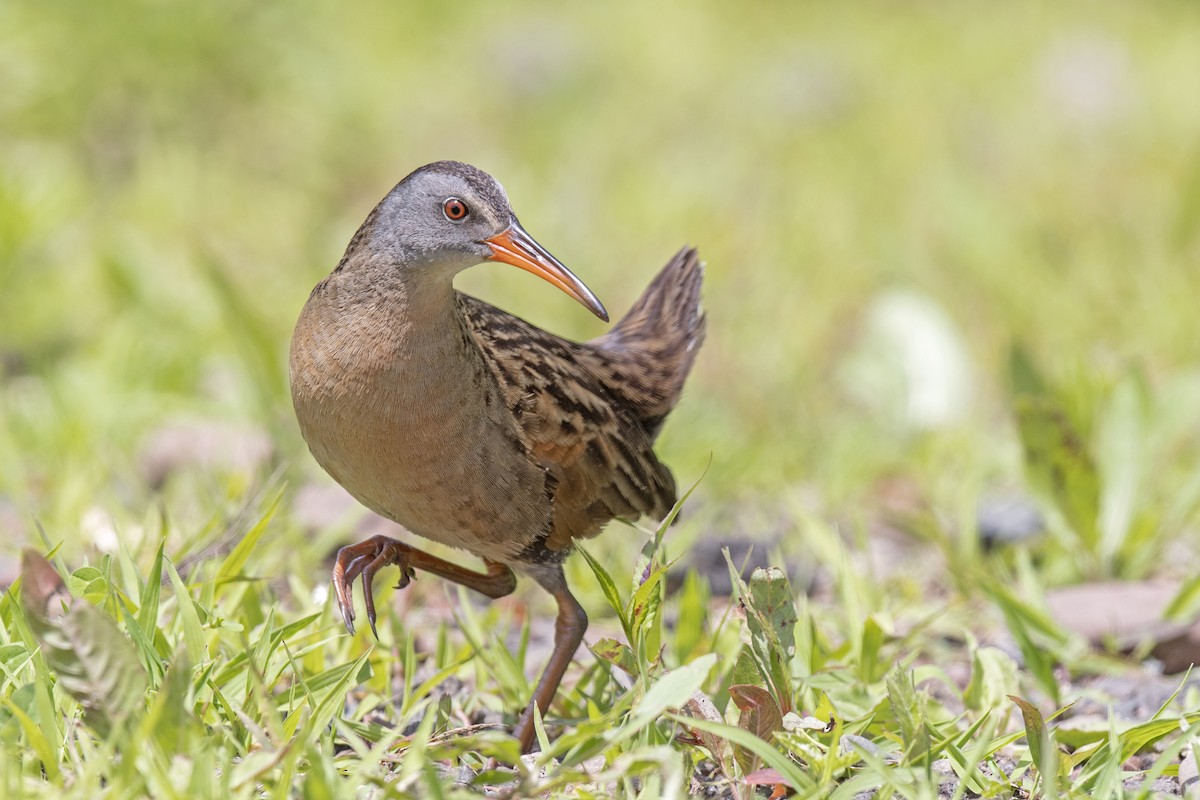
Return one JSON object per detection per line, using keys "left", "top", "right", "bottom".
{"left": 289, "top": 293, "right": 550, "bottom": 560}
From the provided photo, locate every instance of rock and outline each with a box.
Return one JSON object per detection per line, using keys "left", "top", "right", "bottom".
{"left": 292, "top": 481, "right": 405, "bottom": 539}
{"left": 669, "top": 532, "right": 789, "bottom": 596}
{"left": 977, "top": 491, "right": 1045, "bottom": 548}
{"left": 139, "top": 419, "right": 273, "bottom": 488}
{"left": 1180, "top": 746, "right": 1198, "bottom": 797}
{"left": 1065, "top": 673, "right": 1200, "bottom": 723}
{"left": 1046, "top": 580, "right": 1200, "bottom": 672}
{"left": 1122, "top": 774, "right": 1178, "bottom": 795}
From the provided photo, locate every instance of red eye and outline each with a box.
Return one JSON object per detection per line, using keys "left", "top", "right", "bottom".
{"left": 442, "top": 197, "right": 469, "bottom": 221}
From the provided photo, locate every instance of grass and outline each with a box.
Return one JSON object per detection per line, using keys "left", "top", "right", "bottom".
{"left": 4, "top": 0, "right": 1200, "bottom": 797}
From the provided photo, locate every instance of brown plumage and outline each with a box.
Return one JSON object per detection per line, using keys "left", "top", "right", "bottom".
{"left": 289, "top": 161, "right": 704, "bottom": 753}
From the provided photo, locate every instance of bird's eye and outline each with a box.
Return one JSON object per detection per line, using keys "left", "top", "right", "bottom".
{"left": 442, "top": 197, "right": 469, "bottom": 221}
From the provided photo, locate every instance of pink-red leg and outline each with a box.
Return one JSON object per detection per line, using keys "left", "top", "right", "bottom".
{"left": 334, "top": 537, "right": 587, "bottom": 756}
{"left": 512, "top": 565, "right": 587, "bottom": 754}
{"left": 332, "top": 535, "right": 516, "bottom": 636}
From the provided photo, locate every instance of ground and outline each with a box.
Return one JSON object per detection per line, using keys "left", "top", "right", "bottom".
{"left": 3, "top": 1, "right": 1200, "bottom": 797}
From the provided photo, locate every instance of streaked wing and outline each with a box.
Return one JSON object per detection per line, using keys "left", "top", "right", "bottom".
{"left": 457, "top": 294, "right": 676, "bottom": 550}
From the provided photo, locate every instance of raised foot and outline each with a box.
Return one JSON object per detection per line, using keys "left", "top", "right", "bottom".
{"left": 332, "top": 535, "right": 415, "bottom": 638}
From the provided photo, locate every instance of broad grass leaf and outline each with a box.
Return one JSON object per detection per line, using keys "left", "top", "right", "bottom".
{"left": 306, "top": 653, "right": 371, "bottom": 744}
{"left": 1009, "top": 344, "right": 1048, "bottom": 397}
{"left": 1113, "top": 718, "right": 1200, "bottom": 794}
{"left": 886, "top": 669, "right": 929, "bottom": 765}
{"left": 963, "top": 645, "right": 1020, "bottom": 712}
{"left": 1014, "top": 395, "right": 1100, "bottom": 550}
{"left": 744, "top": 566, "right": 797, "bottom": 713}
{"left": 215, "top": 488, "right": 282, "bottom": 585}
{"left": 858, "top": 615, "right": 886, "bottom": 684}
{"left": 672, "top": 570, "right": 709, "bottom": 662}
{"left": 1010, "top": 694, "right": 1056, "bottom": 784}
{"left": 165, "top": 556, "right": 206, "bottom": 664}
{"left": 1, "top": 694, "right": 60, "bottom": 782}
{"left": 137, "top": 541, "right": 165, "bottom": 639}
{"left": 667, "top": 712, "right": 814, "bottom": 792}
{"left": 143, "top": 648, "right": 193, "bottom": 755}
{"left": 119, "top": 600, "right": 167, "bottom": 687}
{"left": 628, "top": 653, "right": 716, "bottom": 729}
{"left": 981, "top": 578, "right": 1067, "bottom": 704}
{"left": 1096, "top": 373, "right": 1148, "bottom": 567}
{"left": 1009, "top": 345, "right": 1106, "bottom": 555}
{"left": 1079, "top": 723, "right": 1122, "bottom": 797}
{"left": 929, "top": 727, "right": 994, "bottom": 796}
{"left": 453, "top": 585, "right": 526, "bottom": 703}
{"left": 629, "top": 558, "right": 671, "bottom": 659}
{"left": 591, "top": 637, "right": 637, "bottom": 676}
{"left": 306, "top": 656, "right": 373, "bottom": 696}
{"left": 578, "top": 545, "right": 629, "bottom": 640}
{"left": 731, "top": 648, "right": 763, "bottom": 686}
{"left": 1165, "top": 574, "right": 1200, "bottom": 622}
{"left": 1078, "top": 714, "right": 1200, "bottom": 778}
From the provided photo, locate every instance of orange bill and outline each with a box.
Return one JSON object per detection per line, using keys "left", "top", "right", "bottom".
{"left": 484, "top": 224, "right": 609, "bottom": 321}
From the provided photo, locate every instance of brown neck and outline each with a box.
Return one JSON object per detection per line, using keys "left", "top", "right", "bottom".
{"left": 305, "top": 256, "right": 477, "bottom": 388}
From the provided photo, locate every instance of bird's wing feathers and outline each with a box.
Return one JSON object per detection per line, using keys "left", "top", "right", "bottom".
{"left": 458, "top": 294, "right": 676, "bottom": 550}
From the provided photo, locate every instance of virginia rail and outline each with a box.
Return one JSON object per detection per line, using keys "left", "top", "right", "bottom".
{"left": 289, "top": 161, "right": 705, "bottom": 752}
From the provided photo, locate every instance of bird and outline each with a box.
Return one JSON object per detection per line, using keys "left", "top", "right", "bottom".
{"left": 289, "top": 161, "right": 705, "bottom": 753}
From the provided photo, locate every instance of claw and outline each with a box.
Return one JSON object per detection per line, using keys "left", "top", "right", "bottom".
{"left": 330, "top": 536, "right": 411, "bottom": 639}
{"left": 335, "top": 572, "right": 357, "bottom": 634}
{"left": 332, "top": 554, "right": 358, "bottom": 635}
{"left": 395, "top": 565, "right": 415, "bottom": 591}
{"left": 362, "top": 573, "right": 376, "bottom": 637}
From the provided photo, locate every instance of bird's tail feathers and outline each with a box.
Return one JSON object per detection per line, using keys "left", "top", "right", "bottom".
{"left": 592, "top": 247, "right": 706, "bottom": 437}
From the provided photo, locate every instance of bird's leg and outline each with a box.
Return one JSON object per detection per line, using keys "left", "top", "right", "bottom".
{"left": 332, "top": 535, "right": 516, "bottom": 637}
{"left": 512, "top": 564, "right": 588, "bottom": 754}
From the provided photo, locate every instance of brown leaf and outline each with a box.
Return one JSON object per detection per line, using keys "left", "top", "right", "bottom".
{"left": 730, "top": 684, "right": 783, "bottom": 776}
{"left": 1009, "top": 695, "right": 1051, "bottom": 773}
{"left": 743, "top": 767, "right": 786, "bottom": 785}
{"left": 20, "top": 549, "right": 148, "bottom": 736}
{"left": 730, "top": 684, "right": 783, "bottom": 742}
{"left": 20, "top": 549, "right": 71, "bottom": 623}
{"left": 681, "top": 690, "right": 729, "bottom": 763}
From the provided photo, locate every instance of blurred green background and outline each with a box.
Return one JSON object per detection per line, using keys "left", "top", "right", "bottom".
{"left": 3, "top": 0, "right": 1200, "bottom": 556}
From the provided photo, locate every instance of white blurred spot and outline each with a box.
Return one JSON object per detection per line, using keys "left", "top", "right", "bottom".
{"left": 843, "top": 289, "right": 973, "bottom": 430}
{"left": 1040, "top": 34, "right": 1133, "bottom": 128}
{"left": 311, "top": 583, "right": 329, "bottom": 607}
{"left": 82, "top": 506, "right": 120, "bottom": 553}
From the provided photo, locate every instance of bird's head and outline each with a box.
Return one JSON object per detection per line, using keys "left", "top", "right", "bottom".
{"left": 356, "top": 161, "right": 608, "bottom": 321}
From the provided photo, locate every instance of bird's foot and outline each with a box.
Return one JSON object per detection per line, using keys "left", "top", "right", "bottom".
{"left": 331, "top": 535, "right": 415, "bottom": 638}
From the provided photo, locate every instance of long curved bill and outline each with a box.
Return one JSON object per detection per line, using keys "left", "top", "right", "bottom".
{"left": 483, "top": 224, "right": 609, "bottom": 322}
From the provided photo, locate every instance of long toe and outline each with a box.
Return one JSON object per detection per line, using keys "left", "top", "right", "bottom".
{"left": 361, "top": 549, "right": 396, "bottom": 640}
{"left": 332, "top": 556, "right": 360, "bottom": 634}
{"left": 331, "top": 535, "right": 411, "bottom": 637}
